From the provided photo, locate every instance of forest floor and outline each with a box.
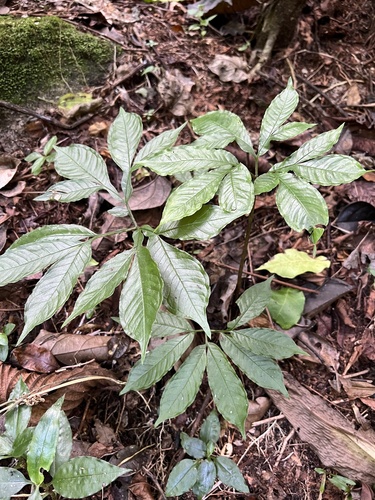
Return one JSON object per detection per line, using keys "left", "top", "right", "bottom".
{"left": 1, "top": 0, "right": 375, "bottom": 499}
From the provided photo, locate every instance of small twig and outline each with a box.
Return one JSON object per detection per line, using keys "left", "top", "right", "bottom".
{"left": 142, "top": 467, "right": 167, "bottom": 500}
{"left": 295, "top": 74, "right": 347, "bottom": 116}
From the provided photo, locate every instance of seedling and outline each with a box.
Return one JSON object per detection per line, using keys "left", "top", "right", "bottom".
{"left": 25, "top": 136, "right": 57, "bottom": 175}
{"left": 316, "top": 468, "right": 356, "bottom": 500}
{"left": 188, "top": 5, "right": 217, "bottom": 37}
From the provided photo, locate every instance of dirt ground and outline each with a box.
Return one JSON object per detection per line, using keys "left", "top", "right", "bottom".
{"left": 0, "top": 0, "right": 375, "bottom": 499}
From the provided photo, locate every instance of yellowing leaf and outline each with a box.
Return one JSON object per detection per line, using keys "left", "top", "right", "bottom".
{"left": 257, "top": 249, "right": 330, "bottom": 278}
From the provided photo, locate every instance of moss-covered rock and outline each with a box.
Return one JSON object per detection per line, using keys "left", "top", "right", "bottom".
{"left": 0, "top": 16, "right": 115, "bottom": 104}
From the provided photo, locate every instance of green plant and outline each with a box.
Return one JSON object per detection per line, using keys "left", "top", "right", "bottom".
{"left": 315, "top": 468, "right": 356, "bottom": 500}
{"left": 166, "top": 411, "right": 249, "bottom": 498}
{"left": 188, "top": 5, "right": 217, "bottom": 37}
{"left": 0, "top": 379, "right": 128, "bottom": 499}
{"left": 0, "top": 80, "right": 366, "bottom": 454}
{"left": 25, "top": 136, "right": 57, "bottom": 175}
{"left": 0, "top": 322, "right": 15, "bottom": 362}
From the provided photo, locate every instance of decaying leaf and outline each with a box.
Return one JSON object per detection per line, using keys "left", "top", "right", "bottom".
{"left": 268, "top": 373, "right": 375, "bottom": 483}
{"left": 303, "top": 278, "right": 354, "bottom": 317}
{"left": 246, "top": 396, "right": 271, "bottom": 429}
{"left": 157, "top": 69, "right": 195, "bottom": 116}
{"left": 10, "top": 344, "right": 60, "bottom": 373}
{"left": 208, "top": 54, "right": 249, "bottom": 83}
{"left": 0, "top": 155, "right": 20, "bottom": 189}
{"left": 297, "top": 330, "right": 340, "bottom": 371}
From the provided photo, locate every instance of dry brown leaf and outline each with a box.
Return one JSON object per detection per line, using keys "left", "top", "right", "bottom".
{"left": 246, "top": 397, "right": 271, "bottom": 430}
{"left": 346, "top": 84, "right": 361, "bottom": 106}
{"left": 0, "top": 155, "right": 19, "bottom": 189}
{"left": 340, "top": 376, "right": 375, "bottom": 400}
{"left": 0, "top": 180, "right": 26, "bottom": 197}
{"left": 10, "top": 344, "right": 60, "bottom": 373}
{"left": 208, "top": 54, "right": 249, "bottom": 83}
{"left": 157, "top": 69, "right": 195, "bottom": 116}
{"left": 297, "top": 331, "right": 340, "bottom": 370}
{"left": 128, "top": 472, "right": 155, "bottom": 500}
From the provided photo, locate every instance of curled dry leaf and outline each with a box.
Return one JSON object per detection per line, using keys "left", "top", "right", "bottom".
{"left": 0, "top": 155, "right": 20, "bottom": 189}
{"left": 157, "top": 69, "right": 195, "bottom": 116}
{"left": 208, "top": 54, "right": 249, "bottom": 83}
{"left": 10, "top": 344, "right": 60, "bottom": 373}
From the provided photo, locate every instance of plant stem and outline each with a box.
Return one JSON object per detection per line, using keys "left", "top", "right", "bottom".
{"left": 233, "top": 207, "right": 255, "bottom": 303}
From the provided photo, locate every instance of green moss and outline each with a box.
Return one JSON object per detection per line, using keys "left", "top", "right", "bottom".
{"left": 0, "top": 16, "right": 115, "bottom": 104}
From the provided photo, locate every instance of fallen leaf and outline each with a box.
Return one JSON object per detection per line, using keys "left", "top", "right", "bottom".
{"left": 0, "top": 155, "right": 20, "bottom": 189}
{"left": 257, "top": 249, "right": 330, "bottom": 279}
{"left": 246, "top": 397, "right": 271, "bottom": 429}
{"left": 346, "top": 84, "right": 361, "bottom": 106}
{"left": 158, "top": 69, "right": 195, "bottom": 116}
{"left": 208, "top": 54, "right": 249, "bottom": 83}
{"left": 10, "top": 344, "right": 60, "bottom": 373}
{"left": 297, "top": 330, "right": 340, "bottom": 371}
{"left": 0, "top": 181, "right": 26, "bottom": 197}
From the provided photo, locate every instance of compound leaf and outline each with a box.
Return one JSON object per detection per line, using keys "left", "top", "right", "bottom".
{"left": 20, "top": 243, "right": 92, "bottom": 344}
{"left": 119, "top": 246, "right": 163, "bottom": 358}
{"left": 65, "top": 249, "right": 134, "bottom": 325}
{"left": 267, "top": 288, "right": 305, "bottom": 329}
{"left": 108, "top": 108, "right": 143, "bottom": 174}
{"left": 276, "top": 173, "right": 328, "bottom": 231}
{"left": 192, "top": 460, "right": 216, "bottom": 499}
{"left": 53, "top": 457, "right": 127, "bottom": 497}
{"left": 220, "top": 336, "right": 287, "bottom": 395}
{"left": 155, "top": 345, "right": 206, "bottom": 426}
{"left": 151, "top": 310, "right": 194, "bottom": 338}
{"left": 218, "top": 163, "right": 254, "bottom": 213}
{"left": 133, "top": 123, "right": 186, "bottom": 164}
{"left": 160, "top": 166, "right": 232, "bottom": 224}
{"left": 148, "top": 236, "right": 210, "bottom": 336}
{"left": 232, "top": 328, "right": 304, "bottom": 359}
{"left": 207, "top": 343, "right": 247, "bottom": 436}
{"left": 257, "top": 248, "right": 330, "bottom": 278}
{"left": 35, "top": 179, "right": 101, "bottom": 203}
{"left": 180, "top": 433, "right": 207, "bottom": 459}
{"left": 122, "top": 333, "right": 194, "bottom": 393}
{"left": 165, "top": 459, "right": 198, "bottom": 497}
{"left": 0, "top": 468, "right": 30, "bottom": 497}
{"left": 215, "top": 456, "right": 249, "bottom": 493}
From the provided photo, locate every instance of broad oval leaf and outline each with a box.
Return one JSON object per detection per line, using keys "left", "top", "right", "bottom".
{"left": 214, "top": 456, "right": 249, "bottom": 493}
{"left": 228, "top": 277, "right": 273, "bottom": 329}
{"left": 232, "top": 328, "right": 304, "bottom": 359}
{"left": 180, "top": 433, "right": 207, "bottom": 459}
{"left": 220, "top": 336, "right": 287, "bottom": 395}
{"left": 65, "top": 249, "right": 134, "bottom": 326}
{"left": 254, "top": 172, "right": 280, "bottom": 195}
{"left": 122, "top": 333, "right": 194, "bottom": 393}
{"left": 257, "top": 248, "right": 330, "bottom": 278}
{"left": 290, "top": 155, "right": 366, "bottom": 186}
{"left": 157, "top": 205, "right": 240, "bottom": 240}
{"left": 199, "top": 410, "right": 220, "bottom": 445}
{"left": 138, "top": 146, "right": 239, "bottom": 175}
{"left": 160, "top": 166, "right": 232, "bottom": 224}
{"left": 119, "top": 246, "right": 163, "bottom": 358}
{"left": 151, "top": 310, "right": 194, "bottom": 338}
{"left": 218, "top": 163, "right": 254, "bottom": 213}
{"left": 20, "top": 243, "right": 92, "bottom": 344}
{"left": 35, "top": 179, "right": 100, "bottom": 203}
{"left": 276, "top": 173, "right": 328, "bottom": 231}
{"left": 107, "top": 108, "right": 143, "bottom": 174}
{"left": 27, "top": 397, "right": 64, "bottom": 485}
{"left": 52, "top": 456, "right": 127, "bottom": 498}
{"left": 258, "top": 78, "right": 299, "bottom": 156}
{"left": 133, "top": 123, "right": 186, "bottom": 164}
{"left": 9, "top": 225, "right": 95, "bottom": 249}
{"left": 165, "top": 459, "right": 198, "bottom": 497}
{"left": 207, "top": 343, "right": 248, "bottom": 436}
{"left": 148, "top": 236, "right": 210, "bottom": 335}
{"left": 155, "top": 344, "right": 206, "bottom": 426}
{"left": 192, "top": 459, "right": 216, "bottom": 499}
{"left": 0, "top": 468, "right": 30, "bottom": 497}
{"left": 268, "top": 288, "right": 305, "bottom": 329}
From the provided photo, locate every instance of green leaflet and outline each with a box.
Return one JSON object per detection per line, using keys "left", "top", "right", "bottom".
{"left": 220, "top": 336, "right": 288, "bottom": 395}
{"left": 50, "top": 410, "right": 73, "bottom": 477}
{"left": 218, "top": 163, "right": 254, "bottom": 213}
{"left": 268, "top": 288, "right": 306, "bottom": 329}
{"left": 9, "top": 225, "right": 95, "bottom": 249}
{"left": 52, "top": 456, "right": 127, "bottom": 497}
{"left": 35, "top": 179, "right": 101, "bottom": 203}
{"left": 155, "top": 344, "right": 206, "bottom": 426}
{"left": 65, "top": 249, "right": 135, "bottom": 326}
{"left": 206, "top": 343, "right": 248, "bottom": 436}
{"left": 180, "top": 433, "right": 207, "bottom": 459}
{"left": 151, "top": 310, "right": 194, "bottom": 338}
{"left": 20, "top": 243, "right": 92, "bottom": 344}
{"left": 254, "top": 172, "right": 280, "bottom": 195}
{"left": 231, "top": 328, "right": 304, "bottom": 359}
{"left": 133, "top": 123, "right": 186, "bottom": 164}
{"left": 276, "top": 173, "right": 328, "bottom": 232}
{"left": 165, "top": 459, "right": 198, "bottom": 497}
{"left": 107, "top": 108, "right": 143, "bottom": 174}
{"left": 5, "top": 379, "right": 31, "bottom": 441}
{"left": 214, "top": 456, "right": 249, "bottom": 493}
{"left": 122, "top": 333, "right": 194, "bottom": 393}
{"left": 160, "top": 166, "right": 232, "bottom": 224}
{"left": 270, "top": 121, "right": 316, "bottom": 142}
{"left": 148, "top": 235, "right": 211, "bottom": 336}
{"left": 119, "top": 245, "right": 163, "bottom": 358}
{"left": 200, "top": 411, "right": 221, "bottom": 445}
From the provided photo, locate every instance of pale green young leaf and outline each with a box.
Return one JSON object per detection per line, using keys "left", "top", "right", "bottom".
{"left": 119, "top": 246, "right": 163, "bottom": 358}
{"left": 157, "top": 205, "right": 240, "bottom": 240}
{"left": 254, "top": 172, "right": 280, "bottom": 195}
{"left": 220, "top": 336, "right": 288, "bottom": 395}
{"left": 207, "top": 343, "right": 248, "bottom": 436}
{"left": 290, "top": 155, "right": 366, "bottom": 186}
{"left": 133, "top": 123, "right": 186, "bottom": 164}
{"left": 192, "top": 460, "right": 216, "bottom": 499}
{"left": 218, "top": 163, "right": 254, "bottom": 213}
{"left": 200, "top": 411, "right": 220, "bottom": 445}
{"left": 257, "top": 248, "right": 330, "bottom": 278}
{"left": 122, "top": 333, "right": 194, "bottom": 393}
{"left": 228, "top": 277, "right": 273, "bottom": 329}
{"left": 258, "top": 78, "right": 299, "bottom": 156}
{"left": 65, "top": 249, "right": 134, "bottom": 326}
{"left": 52, "top": 457, "right": 127, "bottom": 497}
{"left": 273, "top": 124, "right": 344, "bottom": 169}
{"left": 165, "top": 459, "right": 198, "bottom": 497}
{"left": 20, "top": 243, "right": 92, "bottom": 344}
{"left": 155, "top": 345, "right": 206, "bottom": 426}
{"left": 27, "top": 397, "right": 64, "bottom": 485}
{"left": 180, "top": 433, "right": 207, "bottom": 459}
{"left": 50, "top": 410, "right": 73, "bottom": 477}
{"left": 54, "top": 145, "right": 120, "bottom": 200}
{"left": 148, "top": 236, "right": 211, "bottom": 336}
{"left": 191, "top": 110, "right": 255, "bottom": 156}
{"left": 268, "top": 288, "right": 305, "bottom": 329}
{"left": 215, "top": 456, "right": 249, "bottom": 493}
{"left": 151, "top": 310, "right": 194, "bottom": 338}
{"left": 43, "top": 136, "right": 57, "bottom": 156}
{"left": 138, "top": 147, "right": 238, "bottom": 175}
{"left": 5, "top": 379, "right": 31, "bottom": 440}
{"left": 276, "top": 173, "right": 329, "bottom": 231}
{"left": 232, "top": 328, "right": 305, "bottom": 359}
{"left": 0, "top": 239, "right": 87, "bottom": 287}
{"left": 270, "top": 122, "right": 316, "bottom": 142}
{"left": 35, "top": 179, "right": 101, "bottom": 203}
{"left": 9, "top": 225, "right": 95, "bottom": 249}
{"left": 0, "top": 468, "right": 30, "bottom": 497}
{"left": 160, "top": 166, "right": 232, "bottom": 224}
{"left": 107, "top": 108, "right": 143, "bottom": 173}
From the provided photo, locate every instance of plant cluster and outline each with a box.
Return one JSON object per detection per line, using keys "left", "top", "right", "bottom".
{"left": 0, "top": 79, "right": 366, "bottom": 497}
